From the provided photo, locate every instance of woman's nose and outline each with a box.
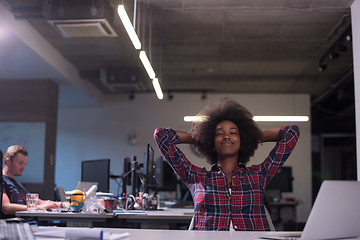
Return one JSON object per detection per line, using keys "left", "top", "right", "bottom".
{"left": 223, "top": 134, "right": 230, "bottom": 139}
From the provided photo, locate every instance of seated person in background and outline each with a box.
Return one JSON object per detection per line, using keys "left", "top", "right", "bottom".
{"left": 2, "top": 145, "right": 69, "bottom": 218}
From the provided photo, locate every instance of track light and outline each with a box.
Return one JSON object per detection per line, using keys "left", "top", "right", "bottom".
{"left": 168, "top": 91, "right": 174, "bottom": 101}
{"left": 318, "top": 63, "right": 327, "bottom": 72}
{"left": 318, "top": 26, "right": 351, "bottom": 72}
{"left": 338, "top": 44, "right": 347, "bottom": 52}
{"left": 329, "top": 52, "right": 339, "bottom": 60}
{"left": 201, "top": 90, "right": 207, "bottom": 100}
{"left": 345, "top": 34, "right": 352, "bottom": 42}
{"left": 129, "top": 91, "right": 135, "bottom": 100}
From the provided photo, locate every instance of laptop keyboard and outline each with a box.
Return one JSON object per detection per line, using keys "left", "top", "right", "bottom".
{"left": 0, "top": 221, "right": 35, "bottom": 240}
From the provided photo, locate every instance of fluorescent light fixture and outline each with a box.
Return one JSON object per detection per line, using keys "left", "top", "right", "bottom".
{"left": 184, "top": 116, "right": 207, "bottom": 122}
{"left": 253, "top": 116, "right": 309, "bottom": 122}
{"left": 117, "top": 5, "right": 141, "bottom": 50}
{"left": 184, "top": 115, "right": 309, "bottom": 122}
{"left": 139, "top": 51, "right": 156, "bottom": 79}
{"left": 152, "top": 78, "right": 164, "bottom": 100}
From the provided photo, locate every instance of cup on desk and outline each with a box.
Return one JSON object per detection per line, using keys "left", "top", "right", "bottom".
{"left": 103, "top": 197, "right": 117, "bottom": 213}
{"left": 26, "top": 193, "right": 39, "bottom": 212}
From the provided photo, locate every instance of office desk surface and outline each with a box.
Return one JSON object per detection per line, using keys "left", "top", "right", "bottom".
{"left": 34, "top": 227, "right": 360, "bottom": 240}
{"left": 16, "top": 210, "right": 114, "bottom": 219}
{"left": 114, "top": 208, "right": 193, "bottom": 220}
{"left": 16, "top": 208, "right": 193, "bottom": 219}
{"left": 34, "top": 226, "right": 304, "bottom": 240}
{"left": 16, "top": 208, "right": 193, "bottom": 228}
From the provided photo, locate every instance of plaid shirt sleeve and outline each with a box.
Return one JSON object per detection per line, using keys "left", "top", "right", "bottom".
{"left": 153, "top": 128, "right": 205, "bottom": 186}
{"left": 260, "top": 125, "right": 300, "bottom": 186}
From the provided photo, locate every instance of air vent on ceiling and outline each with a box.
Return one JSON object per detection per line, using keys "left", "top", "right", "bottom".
{"left": 99, "top": 68, "right": 145, "bottom": 93}
{"left": 48, "top": 19, "right": 117, "bottom": 38}
{"left": 105, "top": 83, "right": 145, "bottom": 92}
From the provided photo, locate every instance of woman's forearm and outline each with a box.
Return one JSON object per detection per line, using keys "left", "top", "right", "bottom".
{"left": 261, "top": 128, "right": 281, "bottom": 142}
{"left": 175, "top": 130, "right": 195, "bottom": 144}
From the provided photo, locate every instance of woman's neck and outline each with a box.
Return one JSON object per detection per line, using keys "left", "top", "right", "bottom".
{"left": 218, "top": 157, "right": 238, "bottom": 174}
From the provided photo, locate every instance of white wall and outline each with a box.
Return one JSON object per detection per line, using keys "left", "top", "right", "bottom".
{"left": 55, "top": 93, "right": 311, "bottom": 222}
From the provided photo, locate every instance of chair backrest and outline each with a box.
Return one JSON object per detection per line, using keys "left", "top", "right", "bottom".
{"left": 188, "top": 215, "right": 194, "bottom": 230}
{"left": 56, "top": 187, "right": 67, "bottom": 202}
{"left": 265, "top": 206, "right": 276, "bottom": 231}
{"left": 188, "top": 207, "right": 275, "bottom": 231}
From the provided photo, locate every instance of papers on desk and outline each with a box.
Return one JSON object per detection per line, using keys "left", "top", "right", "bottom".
{"left": 114, "top": 210, "right": 147, "bottom": 214}
{"left": 33, "top": 228, "right": 129, "bottom": 239}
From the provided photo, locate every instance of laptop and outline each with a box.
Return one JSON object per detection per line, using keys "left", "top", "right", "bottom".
{"left": 76, "top": 181, "right": 98, "bottom": 192}
{"left": 262, "top": 180, "right": 360, "bottom": 240}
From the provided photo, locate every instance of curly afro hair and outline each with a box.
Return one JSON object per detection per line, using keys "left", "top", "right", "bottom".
{"left": 190, "top": 98, "right": 262, "bottom": 165}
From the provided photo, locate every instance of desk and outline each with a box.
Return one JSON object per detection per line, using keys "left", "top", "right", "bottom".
{"left": 16, "top": 208, "right": 193, "bottom": 229}
{"left": 269, "top": 201, "right": 298, "bottom": 230}
{"left": 33, "top": 227, "right": 360, "bottom": 240}
{"left": 34, "top": 226, "right": 304, "bottom": 240}
{"left": 16, "top": 211, "right": 114, "bottom": 227}
{"left": 115, "top": 208, "right": 193, "bottom": 229}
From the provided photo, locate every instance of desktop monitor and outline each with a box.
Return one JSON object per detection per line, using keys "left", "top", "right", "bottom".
{"left": 161, "top": 161, "right": 178, "bottom": 191}
{"left": 81, "top": 159, "right": 110, "bottom": 193}
{"left": 123, "top": 157, "right": 132, "bottom": 186}
{"left": 267, "top": 166, "right": 293, "bottom": 192}
{"left": 144, "top": 144, "right": 156, "bottom": 187}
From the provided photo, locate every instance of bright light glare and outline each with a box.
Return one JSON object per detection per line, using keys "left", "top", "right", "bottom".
{"left": 139, "top": 51, "right": 156, "bottom": 79}
{"left": 117, "top": 5, "right": 141, "bottom": 50}
{"left": 184, "top": 115, "right": 309, "bottom": 122}
{"left": 253, "top": 116, "right": 309, "bottom": 122}
{"left": 152, "top": 78, "right": 164, "bottom": 100}
{"left": 184, "top": 116, "right": 208, "bottom": 122}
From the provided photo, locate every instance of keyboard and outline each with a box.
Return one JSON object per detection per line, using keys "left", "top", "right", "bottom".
{"left": 0, "top": 220, "right": 35, "bottom": 240}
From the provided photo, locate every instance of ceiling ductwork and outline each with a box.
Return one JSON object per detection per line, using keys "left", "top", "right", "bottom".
{"left": 43, "top": 0, "right": 117, "bottom": 38}
{"left": 47, "top": 19, "right": 117, "bottom": 38}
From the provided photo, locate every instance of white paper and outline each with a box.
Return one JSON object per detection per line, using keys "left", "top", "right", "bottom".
{"left": 34, "top": 228, "right": 130, "bottom": 240}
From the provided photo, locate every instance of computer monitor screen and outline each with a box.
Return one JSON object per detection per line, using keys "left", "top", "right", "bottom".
{"left": 267, "top": 166, "right": 293, "bottom": 192}
{"left": 145, "top": 144, "right": 156, "bottom": 187}
{"left": 123, "top": 157, "right": 131, "bottom": 186}
{"left": 81, "top": 159, "right": 110, "bottom": 193}
{"left": 161, "top": 162, "right": 178, "bottom": 191}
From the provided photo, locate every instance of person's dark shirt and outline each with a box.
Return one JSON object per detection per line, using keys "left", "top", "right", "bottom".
{"left": 2, "top": 175, "right": 28, "bottom": 205}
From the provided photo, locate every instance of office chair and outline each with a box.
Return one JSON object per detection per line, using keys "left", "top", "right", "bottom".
{"left": 188, "top": 207, "right": 275, "bottom": 231}
{"left": 265, "top": 206, "right": 276, "bottom": 231}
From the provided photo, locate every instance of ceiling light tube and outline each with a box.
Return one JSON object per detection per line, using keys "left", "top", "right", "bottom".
{"left": 253, "top": 116, "right": 309, "bottom": 122}
{"left": 117, "top": 5, "right": 141, "bottom": 50}
{"left": 139, "top": 51, "right": 156, "bottom": 79}
{"left": 184, "top": 115, "right": 309, "bottom": 122}
{"left": 152, "top": 78, "right": 164, "bottom": 100}
{"left": 184, "top": 116, "right": 207, "bottom": 122}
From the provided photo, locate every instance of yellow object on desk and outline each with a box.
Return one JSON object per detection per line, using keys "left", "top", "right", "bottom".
{"left": 69, "top": 189, "right": 84, "bottom": 212}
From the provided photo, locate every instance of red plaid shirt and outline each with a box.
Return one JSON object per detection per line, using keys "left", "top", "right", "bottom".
{"left": 154, "top": 125, "right": 299, "bottom": 231}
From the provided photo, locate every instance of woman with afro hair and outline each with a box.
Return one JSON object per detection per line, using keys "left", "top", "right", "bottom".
{"left": 154, "top": 98, "right": 300, "bottom": 231}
